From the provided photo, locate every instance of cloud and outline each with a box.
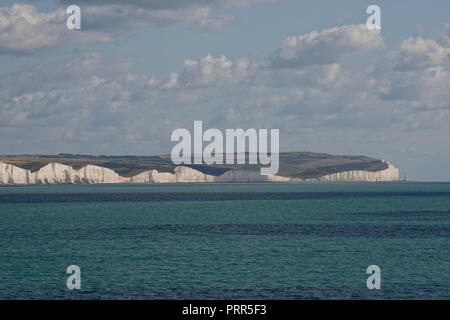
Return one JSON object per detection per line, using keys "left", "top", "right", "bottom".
{"left": 180, "top": 54, "right": 255, "bottom": 87}
{"left": 4, "top": 51, "right": 132, "bottom": 94}
{"left": 379, "top": 66, "right": 450, "bottom": 107}
{"left": 188, "top": 10, "right": 235, "bottom": 32}
{"left": 389, "top": 37, "right": 450, "bottom": 71}
{"left": 55, "top": 0, "right": 280, "bottom": 34}
{"left": 265, "top": 63, "right": 342, "bottom": 88}
{"left": 270, "top": 24, "right": 384, "bottom": 68}
{"left": 125, "top": 53, "right": 256, "bottom": 89}
{"left": 372, "top": 33, "right": 450, "bottom": 104}
{"left": 0, "top": 4, "right": 111, "bottom": 54}
{"left": 0, "top": 52, "right": 150, "bottom": 153}
{"left": 160, "top": 72, "right": 179, "bottom": 89}
{"left": 4, "top": 24, "right": 447, "bottom": 135}
{"left": 82, "top": 5, "right": 235, "bottom": 32}
{"left": 0, "top": 0, "right": 262, "bottom": 55}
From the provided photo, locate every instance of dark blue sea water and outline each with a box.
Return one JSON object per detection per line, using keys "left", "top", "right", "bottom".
{"left": 0, "top": 182, "right": 449, "bottom": 299}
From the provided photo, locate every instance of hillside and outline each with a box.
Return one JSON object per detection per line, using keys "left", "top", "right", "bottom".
{"left": 0, "top": 152, "right": 388, "bottom": 179}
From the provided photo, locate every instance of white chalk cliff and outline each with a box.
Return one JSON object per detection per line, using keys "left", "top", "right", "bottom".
{"left": 316, "top": 162, "right": 399, "bottom": 182}
{"left": 0, "top": 161, "right": 398, "bottom": 185}
{"left": 0, "top": 162, "right": 128, "bottom": 185}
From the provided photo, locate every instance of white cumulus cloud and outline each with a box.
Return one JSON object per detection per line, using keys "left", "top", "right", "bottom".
{"left": 271, "top": 24, "right": 384, "bottom": 68}
{"left": 0, "top": 4, "right": 111, "bottom": 54}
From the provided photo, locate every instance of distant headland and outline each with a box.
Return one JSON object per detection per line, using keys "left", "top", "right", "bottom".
{"left": 0, "top": 152, "right": 399, "bottom": 184}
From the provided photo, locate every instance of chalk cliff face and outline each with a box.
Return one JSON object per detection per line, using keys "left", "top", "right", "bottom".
{"left": 0, "top": 161, "right": 399, "bottom": 185}
{"left": 130, "top": 167, "right": 215, "bottom": 183}
{"left": 316, "top": 162, "right": 399, "bottom": 182}
{"left": 0, "top": 162, "right": 30, "bottom": 185}
{"left": 0, "top": 162, "right": 128, "bottom": 184}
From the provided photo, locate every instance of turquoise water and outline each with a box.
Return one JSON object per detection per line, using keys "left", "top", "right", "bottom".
{"left": 0, "top": 182, "right": 449, "bottom": 299}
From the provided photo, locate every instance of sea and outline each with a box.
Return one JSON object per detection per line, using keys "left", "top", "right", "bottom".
{"left": 0, "top": 182, "right": 449, "bottom": 299}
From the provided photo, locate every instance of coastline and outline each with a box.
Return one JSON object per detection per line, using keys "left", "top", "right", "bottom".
{"left": 0, "top": 161, "right": 399, "bottom": 185}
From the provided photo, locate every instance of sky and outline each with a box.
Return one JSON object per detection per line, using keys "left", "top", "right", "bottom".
{"left": 0, "top": 0, "right": 449, "bottom": 180}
